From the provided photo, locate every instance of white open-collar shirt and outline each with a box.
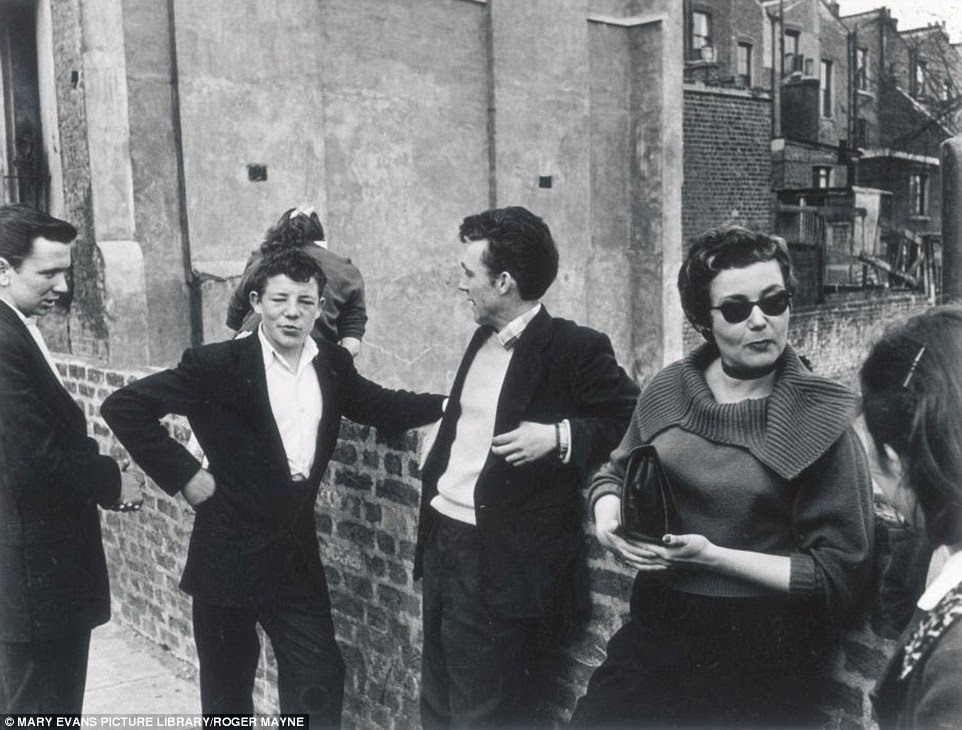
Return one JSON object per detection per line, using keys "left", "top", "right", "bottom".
{"left": 257, "top": 325, "right": 323, "bottom": 481}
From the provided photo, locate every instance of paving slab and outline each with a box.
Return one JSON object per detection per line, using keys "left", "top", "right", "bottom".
{"left": 84, "top": 622, "right": 200, "bottom": 715}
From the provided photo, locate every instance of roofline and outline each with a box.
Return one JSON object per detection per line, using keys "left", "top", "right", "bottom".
{"left": 900, "top": 25, "right": 947, "bottom": 35}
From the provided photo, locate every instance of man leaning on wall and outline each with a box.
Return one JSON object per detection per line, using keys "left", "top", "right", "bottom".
{"left": 0, "top": 203, "right": 144, "bottom": 713}
{"left": 415, "top": 206, "right": 639, "bottom": 728}
{"left": 101, "top": 246, "right": 444, "bottom": 728}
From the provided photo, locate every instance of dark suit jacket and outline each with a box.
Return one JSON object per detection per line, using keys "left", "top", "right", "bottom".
{"left": 873, "top": 604, "right": 962, "bottom": 730}
{"left": 416, "top": 307, "right": 638, "bottom": 620}
{"left": 0, "top": 300, "right": 121, "bottom": 642}
{"left": 101, "top": 333, "right": 443, "bottom": 607}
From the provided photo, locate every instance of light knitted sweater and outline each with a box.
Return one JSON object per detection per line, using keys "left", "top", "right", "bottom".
{"left": 590, "top": 343, "right": 875, "bottom": 620}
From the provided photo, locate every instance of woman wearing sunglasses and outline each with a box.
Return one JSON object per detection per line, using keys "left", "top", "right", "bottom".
{"left": 570, "top": 226, "right": 875, "bottom": 728}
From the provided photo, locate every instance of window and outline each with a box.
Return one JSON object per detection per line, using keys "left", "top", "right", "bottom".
{"left": 0, "top": 4, "right": 48, "bottom": 209}
{"left": 736, "top": 43, "right": 752, "bottom": 87}
{"left": 915, "top": 59, "right": 927, "bottom": 97}
{"left": 909, "top": 174, "right": 927, "bottom": 216}
{"left": 690, "top": 11, "right": 712, "bottom": 60}
{"left": 784, "top": 30, "right": 800, "bottom": 73}
{"left": 856, "top": 48, "right": 869, "bottom": 91}
{"left": 820, "top": 60, "right": 833, "bottom": 117}
{"left": 855, "top": 117, "right": 868, "bottom": 148}
{"left": 813, "top": 167, "right": 832, "bottom": 189}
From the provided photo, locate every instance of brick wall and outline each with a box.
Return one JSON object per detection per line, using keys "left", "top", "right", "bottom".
{"left": 683, "top": 86, "right": 773, "bottom": 244}
{"left": 56, "top": 301, "right": 928, "bottom": 727}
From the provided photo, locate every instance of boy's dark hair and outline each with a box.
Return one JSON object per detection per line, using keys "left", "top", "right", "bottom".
{"left": 250, "top": 246, "right": 328, "bottom": 298}
{"left": 0, "top": 204, "right": 77, "bottom": 270}
{"left": 459, "top": 206, "right": 558, "bottom": 301}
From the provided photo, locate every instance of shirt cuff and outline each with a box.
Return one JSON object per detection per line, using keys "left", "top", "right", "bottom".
{"left": 560, "top": 419, "right": 572, "bottom": 463}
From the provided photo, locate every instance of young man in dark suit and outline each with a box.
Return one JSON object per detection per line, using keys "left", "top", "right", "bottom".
{"left": 102, "top": 246, "right": 443, "bottom": 727}
{"left": 0, "top": 204, "right": 144, "bottom": 713}
{"left": 416, "top": 206, "right": 639, "bottom": 728}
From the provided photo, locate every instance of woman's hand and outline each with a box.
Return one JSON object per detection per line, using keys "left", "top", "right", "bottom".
{"left": 653, "top": 534, "right": 792, "bottom": 592}
{"left": 593, "top": 495, "right": 669, "bottom": 572}
{"left": 655, "top": 534, "right": 714, "bottom": 565}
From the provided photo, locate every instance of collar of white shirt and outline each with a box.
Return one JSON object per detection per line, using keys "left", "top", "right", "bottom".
{"left": 918, "top": 548, "right": 962, "bottom": 611}
{"left": 257, "top": 324, "right": 319, "bottom": 376}
{"left": 495, "top": 303, "right": 542, "bottom": 350}
{"left": 1, "top": 297, "right": 65, "bottom": 385}
{"left": 1, "top": 295, "right": 35, "bottom": 327}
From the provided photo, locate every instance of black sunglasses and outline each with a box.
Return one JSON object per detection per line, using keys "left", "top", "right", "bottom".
{"left": 711, "top": 290, "right": 792, "bottom": 324}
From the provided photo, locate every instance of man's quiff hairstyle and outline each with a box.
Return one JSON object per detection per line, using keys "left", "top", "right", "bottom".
{"left": 459, "top": 206, "right": 558, "bottom": 301}
{"left": 0, "top": 204, "right": 77, "bottom": 270}
{"left": 249, "top": 246, "right": 328, "bottom": 298}
{"left": 678, "top": 225, "right": 796, "bottom": 339}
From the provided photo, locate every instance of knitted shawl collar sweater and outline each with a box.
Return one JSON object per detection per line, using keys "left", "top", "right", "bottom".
{"left": 591, "top": 342, "right": 875, "bottom": 616}
{"left": 638, "top": 342, "right": 858, "bottom": 480}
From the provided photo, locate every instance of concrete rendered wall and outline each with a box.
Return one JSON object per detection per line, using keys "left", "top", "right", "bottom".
{"left": 155, "top": 0, "right": 683, "bottom": 389}
{"left": 45, "top": 0, "right": 107, "bottom": 357}
{"left": 168, "top": 0, "right": 488, "bottom": 389}
{"left": 121, "top": 0, "right": 193, "bottom": 364}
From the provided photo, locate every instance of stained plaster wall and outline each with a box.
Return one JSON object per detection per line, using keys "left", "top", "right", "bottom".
{"left": 164, "top": 0, "right": 683, "bottom": 390}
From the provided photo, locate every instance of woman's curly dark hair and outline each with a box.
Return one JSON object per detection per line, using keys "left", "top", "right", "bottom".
{"left": 678, "top": 226, "right": 796, "bottom": 339}
{"left": 259, "top": 208, "right": 325, "bottom": 254}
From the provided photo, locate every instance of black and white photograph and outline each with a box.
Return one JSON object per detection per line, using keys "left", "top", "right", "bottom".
{"left": 1, "top": 0, "right": 960, "bottom": 728}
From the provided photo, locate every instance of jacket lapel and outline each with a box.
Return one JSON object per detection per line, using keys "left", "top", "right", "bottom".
{"left": 493, "top": 307, "right": 551, "bottom": 433}
{"left": 309, "top": 339, "right": 342, "bottom": 483}
{"left": 0, "top": 301, "right": 83, "bottom": 425}
{"left": 421, "top": 325, "right": 491, "bottom": 483}
{"left": 238, "top": 333, "right": 289, "bottom": 480}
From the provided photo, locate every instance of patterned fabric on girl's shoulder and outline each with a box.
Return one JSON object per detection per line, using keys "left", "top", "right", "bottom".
{"left": 900, "top": 582, "right": 962, "bottom": 680}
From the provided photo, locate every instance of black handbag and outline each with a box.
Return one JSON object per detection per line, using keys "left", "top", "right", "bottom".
{"left": 614, "top": 444, "right": 677, "bottom": 544}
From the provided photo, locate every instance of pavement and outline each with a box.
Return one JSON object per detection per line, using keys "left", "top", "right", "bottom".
{"left": 83, "top": 621, "right": 200, "bottom": 714}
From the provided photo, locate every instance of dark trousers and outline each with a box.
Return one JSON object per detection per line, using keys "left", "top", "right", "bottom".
{"left": 191, "top": 552, "right": 344, "bottom": 729}
{"left": 570, "top": 578, "right": 832, "bottom": 729}
{"left": 420, "top": 513, "right": 549, "bottom": 730}
{"left": 0, "top": 631, "right": 91, "bottom": 713}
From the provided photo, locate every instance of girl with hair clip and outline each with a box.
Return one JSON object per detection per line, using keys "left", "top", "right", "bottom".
{"left": 863, "top": 305, "right": 962, "bottom": 730}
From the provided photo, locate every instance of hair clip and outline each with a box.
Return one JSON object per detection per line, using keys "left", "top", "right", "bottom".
{"left": 901, "top": 344, "right": 926, "bottom": 388}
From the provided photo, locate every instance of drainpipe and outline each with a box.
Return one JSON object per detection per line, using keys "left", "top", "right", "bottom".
{"left": 166, "top": 0, "right": 202, "bottom": 346}
{"left": 771, "top": 9, "right": 782, "bottom": 137}
{"left": 942, "top": 138, "right": 962, "bottom": 302}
